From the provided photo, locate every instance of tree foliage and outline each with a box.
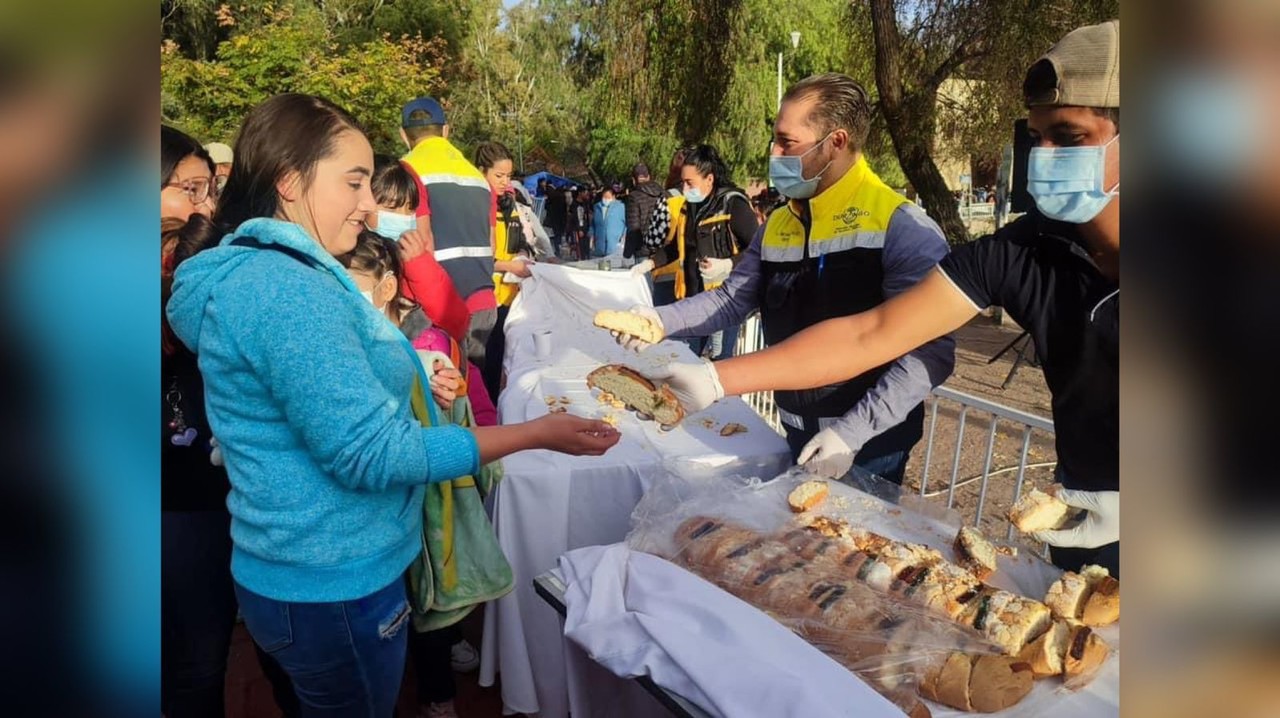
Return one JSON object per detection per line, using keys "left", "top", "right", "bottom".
{"left": 161, "top": 2, "right": 447, "bottom": 154}
{"left": 160, "top": 0, "right": 1114, "bottom": 216}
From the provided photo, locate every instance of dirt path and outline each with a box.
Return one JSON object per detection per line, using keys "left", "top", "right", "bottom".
{"left": 900, "top": 316, "right": 1058, "bottom": 540}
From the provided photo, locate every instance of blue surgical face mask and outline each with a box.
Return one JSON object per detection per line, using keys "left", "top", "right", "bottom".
{"left": 683, "top": 187, "right": 706, "bottom": 204}
{"left": 1027, "top": 134, "right": 1119, "bottom": 223}
{"left": 768, "top": 132, "right": 833, "bottom": 199}
{"left": 373, "top": 210, "right": 415, "bottom": 240}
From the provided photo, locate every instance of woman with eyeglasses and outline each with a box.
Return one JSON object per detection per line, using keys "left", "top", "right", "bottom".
{"left": 161, "top": 126, "right": 217, "bottom": 221}
{"left": 161, "top": 125, "right": 298, "bottom": 717}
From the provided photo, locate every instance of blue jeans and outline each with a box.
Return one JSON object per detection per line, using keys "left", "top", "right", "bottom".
{"left": 701, "top": 324, "right": 741, "bottom": 360}
{"left": 235, "top": 577, "right": 412, "bottom": 717}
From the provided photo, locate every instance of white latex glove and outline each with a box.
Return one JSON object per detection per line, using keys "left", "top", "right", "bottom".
{"left": 699, "top": 256, "right": 733, "bottom": 284}
{"left": 610, "top": 304, "right": 665, "bottom": 352}
{"left": 796, "top": 428, "right": 854, "bottom": 479}
{"left": 1032, "top": 488, "right": 1120, "bottom": 549}
{"left": 642, "top": 358, "right": 725, "bottom": 414}
{"left": 630, "top": 258, "right": 655, "bottom": 276}
{"left": 209, "top": 436, "right": 224, "bottom": 467}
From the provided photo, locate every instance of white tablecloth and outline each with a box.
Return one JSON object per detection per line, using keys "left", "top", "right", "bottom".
{"left": 557, "top": 544, "right": 904, "bottom": 718}
{"left": 478, "top": 264, "right": 792, "bottom": 716}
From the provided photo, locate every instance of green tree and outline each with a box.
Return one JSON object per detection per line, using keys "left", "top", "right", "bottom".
{"left": 864, "top": 0, "right": 1118, "bottom": 243}
{"left": 161, "top": 3, "right": 447, "bottom": 154}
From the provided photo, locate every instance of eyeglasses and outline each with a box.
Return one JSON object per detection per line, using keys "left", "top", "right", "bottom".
{"left": 165, "top": 177, "right": 216, "bottom": 204}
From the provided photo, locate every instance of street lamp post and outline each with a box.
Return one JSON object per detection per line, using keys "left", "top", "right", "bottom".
{"left": 777, "top": 31, "right": 801, "bottom": 110}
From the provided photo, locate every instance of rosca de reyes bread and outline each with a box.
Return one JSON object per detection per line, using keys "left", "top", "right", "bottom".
{"left": 586, "top": 364, "right": 685, "bottom": 426}
{"left": 593, "top": 309, "right": 664, "bottom": 344}
{"left": 666, "top": 513, "right": 1111, "bottom": 712}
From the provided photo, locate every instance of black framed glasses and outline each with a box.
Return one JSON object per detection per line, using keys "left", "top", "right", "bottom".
{"left": 166, "top": 177, "right": 216, "bottom": 204}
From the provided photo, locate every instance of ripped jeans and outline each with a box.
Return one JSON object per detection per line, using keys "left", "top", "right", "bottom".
{"left": 234, "top": 577, "right": 411, "bottom": 717}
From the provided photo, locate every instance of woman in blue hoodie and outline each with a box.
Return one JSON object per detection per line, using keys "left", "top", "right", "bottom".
{"left": 165, "top": 93, "right": 619, "bottom": 717}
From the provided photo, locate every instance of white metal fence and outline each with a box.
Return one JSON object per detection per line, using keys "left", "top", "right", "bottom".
{"left": 732, "top": 312, "right": 1055, "bottom": 537}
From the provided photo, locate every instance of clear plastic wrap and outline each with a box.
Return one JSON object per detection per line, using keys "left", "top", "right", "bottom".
{"left": 627, "top": 464, "right": 1115, "bottom": 717}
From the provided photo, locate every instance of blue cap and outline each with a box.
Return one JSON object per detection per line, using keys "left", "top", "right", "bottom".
{"left": 401, "top": 97, "right": 446, "bottom": 128}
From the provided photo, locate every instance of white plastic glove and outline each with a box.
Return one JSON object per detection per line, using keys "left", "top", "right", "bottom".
{"left": 610, "top": 304, "right": 665, "bottom": 352}
{"left": 209, "top": 436, "right": 224, "bottom": 467}
{"left": 642, "top": 358, "right": 725, "bottom": 414}
{"left": 796, "top": 428, "right": 854, "bottom": 479}
{"left": 630, "top": 258, "right": 655, "bottom": 276}
{"left": 699, "top": 256, "right": 733, "bottom": 285}
{"left": 1032, "top": 488, "right": 1119, "bottom": 549}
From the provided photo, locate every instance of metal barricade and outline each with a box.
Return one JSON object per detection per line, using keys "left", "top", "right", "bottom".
{"left": 732, "top": 315, "right": 1056, "bottom": 540}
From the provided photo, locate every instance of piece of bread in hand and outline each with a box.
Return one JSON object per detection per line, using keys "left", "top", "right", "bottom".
{"left": 1063, "top": 625, "right": 1110, "bottom": 690}
{"left": 787, "top": 480, "right": 829, "bottom": 513}
{"left": 1017, "top": 619, "right": 1070, "bottom": 677}
{"left": 593, "top": 309, "right": 663, "bottom": 344}
{"left": 1082, "top": 575, "right": 1120, "bottom": 626}
{"left": 968, "top": 655, "right": 1035, "bottom": 712}
{"left": 586, "top": 364, "right": 685, "bottom": 426}
{"left": 1008, "top": 488, "right": 1073, "bottom": 533}
{"left": 954, "top": 526, "right": 999, "bottom": 581}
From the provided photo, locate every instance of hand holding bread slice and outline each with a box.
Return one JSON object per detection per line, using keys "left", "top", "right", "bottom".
{"left": 594, "top": 307, "right": 665, "bottom": 351}
{"left": 586, "top": 364, "right": 685, "bottom": 427}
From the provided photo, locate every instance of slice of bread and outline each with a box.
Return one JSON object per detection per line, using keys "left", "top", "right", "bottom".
{"left": 593, "top": 309, "right": 663, "bottom": 344}
{"left": 1044, "top": 571, "right": 1091, "bottom": 621}
{"left": 954, "top": 526, "right": 999, "bottom": 581}
{"left": 1008, "top": 488, "right": 1073, "bottom": 533}
{"left": 1081, "top": 575, "right": 1120, "bottom": 626}
{"left": 586, "top": 364, "right": 685, "bottom": 426}
{"left": 920, "top": 651, "right": 972, "bottom": 712}
{"left": 1017, "top": 619, "right": 1070, "bottom": 677}
{"left": 787, "top": 480, "right": 829, "bottom": 513}
{"left": 1063, "top": 625, "right": 1110, "bottom": 690}
{"left": 968, "top": 655, "right": 1035, "bottom": 712}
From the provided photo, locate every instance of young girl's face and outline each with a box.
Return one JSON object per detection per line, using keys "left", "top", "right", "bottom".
{"left": 373, "top": 201, "right": 416, "bottom": 241}
{"left": 348, "top": 268, "right": 397, "bottom": 315}
{"left": 484, "top": 159, "right": 514, "bottom": 194}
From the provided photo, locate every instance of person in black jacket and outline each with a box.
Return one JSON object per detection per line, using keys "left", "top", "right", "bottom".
{"left": 646, "top": 145, "right": 758, "bottom": 358}
{"left": 624, "top": 162, "right": 664, "bottom": 259}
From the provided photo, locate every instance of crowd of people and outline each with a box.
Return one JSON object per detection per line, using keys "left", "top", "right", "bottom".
{"left": 161, "top": 17, "right": 1119, "bottom": 718}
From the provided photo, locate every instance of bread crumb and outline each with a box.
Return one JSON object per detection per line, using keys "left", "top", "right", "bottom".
{"left": 699, "top": 418, "right": 717, "bottom": 429}
{"left": 601, "top": 414, "right": 618, "bottom": 426}
{"left": 544, "top": 396, "right": 557, "bottom": 405}
{"left": 720, "top": 422, "right": 748, "bottom": 436}
{"left": 549, "top": 406, "right": 568, "bottom": 414}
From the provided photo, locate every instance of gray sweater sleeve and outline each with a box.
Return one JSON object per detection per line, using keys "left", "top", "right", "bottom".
{"left": 828, "top": 203, "right": 957, "bottom": 450}
{"left": 654, "top": 227, "right": 765, "bottom": 336}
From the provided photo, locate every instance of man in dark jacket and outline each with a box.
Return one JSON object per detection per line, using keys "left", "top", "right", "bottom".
{"left": 624, "top": 162, "right": 664, "bottom": 259}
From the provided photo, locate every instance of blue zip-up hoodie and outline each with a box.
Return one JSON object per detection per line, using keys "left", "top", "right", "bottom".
{"left": 166, "top": 218, "right": 480, "bottom": 602}
{"left": 591, "top": 199, "right": 626, "bottom": 257}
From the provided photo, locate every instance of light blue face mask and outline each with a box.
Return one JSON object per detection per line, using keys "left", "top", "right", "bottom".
{"left": 768, "top": 132, "right": 833, "bottom": 199}
{"left": 372, "top": 210, "right": 416, "bottom": 241}
{"left": 1027, "top": 134, "right": 1119, "bottom": 223}
{"left": 683, "top": 187, "right": 706, "bottom": 204}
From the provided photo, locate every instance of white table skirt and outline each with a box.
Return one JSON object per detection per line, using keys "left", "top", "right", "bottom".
{"left": 477, "top": 264, "right": 791, "bottom": 716}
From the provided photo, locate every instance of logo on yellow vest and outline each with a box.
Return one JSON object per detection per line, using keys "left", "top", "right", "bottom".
{"left": 834, "top": 206, "right": 870, "bottom": 230}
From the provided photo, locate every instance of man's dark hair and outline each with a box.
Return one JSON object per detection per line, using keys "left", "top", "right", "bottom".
{"left": 781, "top": 73, "right": 872, "bottom": 152}
{"left": 1023, "top": 59, "right": 1120, "bottom": 130}
{"left": 403, "top": 109, "right": 445, "bottom": 145}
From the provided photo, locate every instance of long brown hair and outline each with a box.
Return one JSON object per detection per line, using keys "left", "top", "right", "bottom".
{"left": 162, "top": 214, "right": 222, "bottom": 355}
{"left": 213, "top": 93, "right": 365, "bottom": 235}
